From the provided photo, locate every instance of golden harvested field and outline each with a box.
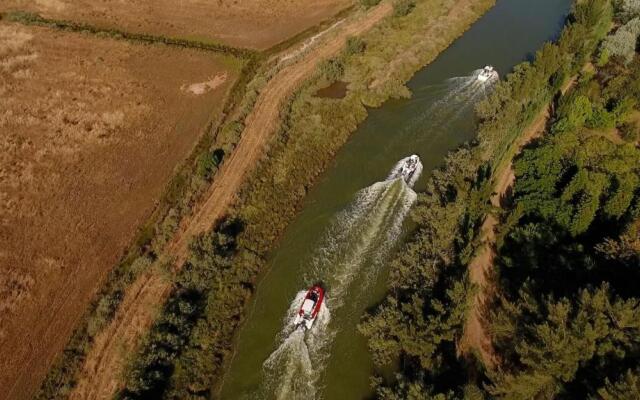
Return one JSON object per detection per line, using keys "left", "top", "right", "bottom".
{"left": 0, "top": 22, "right": 238, "bottom": 399}
{"left": 2, "top": 0, "right": 354, "bottom": 49}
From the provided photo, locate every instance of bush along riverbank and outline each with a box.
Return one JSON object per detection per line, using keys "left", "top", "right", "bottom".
{"left": 487, "top": 1, "right": 640, "bottom": 396}
{"left": 115, "top": 0, "right": 497, "bottom": 399}
{"left": 358, "top": 1, "right": 638, "bottom": 398}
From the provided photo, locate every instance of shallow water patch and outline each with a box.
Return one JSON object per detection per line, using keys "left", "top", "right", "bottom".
{"left": 314, "top": 81, "right": 348, "bottom": 99}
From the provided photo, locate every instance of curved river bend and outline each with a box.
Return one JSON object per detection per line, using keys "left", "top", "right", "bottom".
{"left": 220, "top": 0, "right": 571, "bottom": 399}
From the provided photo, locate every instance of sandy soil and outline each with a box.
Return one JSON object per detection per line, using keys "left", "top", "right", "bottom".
{"left": 0, "top": 22, "right": 236, "bottom": 400}
{"left": 459, "top": 214, "right": 499, "bottom": 368}
{"left": 65, "top": 3, "right": 394, "bottom": 399}
{"left": 69, "top": 271, "right": 171, "bottom": 400}
{"left": 459, "top": 111, "right": 550, "bottom": 368}
{"left": 2, "top": 0, "right": 354, "bottom": 50}
{"left": 459, "top": 75, "right": 579, "bottom": 367}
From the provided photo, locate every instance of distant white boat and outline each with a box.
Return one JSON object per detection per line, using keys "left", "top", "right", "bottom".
{"left": 477, "top": 65, "right": 498, "bottom": 82}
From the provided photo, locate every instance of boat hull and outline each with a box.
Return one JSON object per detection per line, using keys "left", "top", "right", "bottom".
{"left": 293, "top": 285, "right": 324, "bottom": 330}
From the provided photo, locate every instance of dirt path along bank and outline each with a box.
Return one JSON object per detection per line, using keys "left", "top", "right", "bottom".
{"left": 459, "top": 75, "right": 578, "bottom": 368}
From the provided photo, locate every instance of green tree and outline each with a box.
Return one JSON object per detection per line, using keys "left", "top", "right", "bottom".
{"left": 598, "top": 369, "right": 640, "bottom": 400}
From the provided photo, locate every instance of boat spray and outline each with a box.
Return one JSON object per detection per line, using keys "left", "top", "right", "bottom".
{"left": 261, "top": 158, "right": 422, "bottom": 399}
{"left": 403, "top": 68, "right": 498, "bottom": 139}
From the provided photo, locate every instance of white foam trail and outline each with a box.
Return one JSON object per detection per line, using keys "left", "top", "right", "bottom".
{"left": 261, "top": 159, "right": 420, "bottom": 399}
{"left": 403, "top": 69, "right": 498, "bottom": 137}
{"left": 263, "top": 328, "right": 313, "bottom": 399}
{"left": 311, "top": 180, "right": 417, "bottom": 307}
{"left": 263, "top": 293, "right": 332, "bottom": 400}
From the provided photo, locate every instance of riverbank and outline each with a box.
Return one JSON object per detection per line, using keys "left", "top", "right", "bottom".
{"left": 360, "top": 0, "right": 616, "bottom": 397}
{"left": 116, "top": 0, "right": 497, "bottom": 398}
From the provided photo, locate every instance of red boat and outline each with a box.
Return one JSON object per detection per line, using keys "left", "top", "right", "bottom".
{"left": 293, "top": 285, "right": 324, "bottom": 330}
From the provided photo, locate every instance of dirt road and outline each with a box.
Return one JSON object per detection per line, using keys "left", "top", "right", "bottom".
{"left": 459, "top": 75, "right": 578, "bottom": 368}
{"left": 70, "top": 271, "right": 171, "bottom": 400}
{"left": 459, "top": 106, "right": 552, "bottom": 368}
{"left": 167, "top": 1, "right": 393, "bottom": 266}
{"left": 67, "top": 3, "right": 393, "bottom": 399}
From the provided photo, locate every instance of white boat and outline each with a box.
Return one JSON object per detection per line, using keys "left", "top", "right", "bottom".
{"left": 477, "top": 65, "right": 498, "bottom": 82}
{"left": 398, "top": 155, "right": 420, "bottom": 184}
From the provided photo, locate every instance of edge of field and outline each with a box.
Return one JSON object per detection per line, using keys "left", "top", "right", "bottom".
{"left": 0, "top": 4, "right": 364, "bottom": 400}
{"left": 3, "top": 0, "right": 498, "bottom": 398}
{"left": 0, "top": 18, "right": 254, "bottom": 400}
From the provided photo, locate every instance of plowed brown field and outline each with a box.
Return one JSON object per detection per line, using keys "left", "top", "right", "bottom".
{"left": 2, "top": 0, "right": 354, "bottom": 50}
{"left": 0, "top": 22, "right": 237, "bottom": 400}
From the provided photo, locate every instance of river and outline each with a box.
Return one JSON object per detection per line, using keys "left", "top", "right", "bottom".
{"left": 219, "top": 0, "right": 571, "bottom": 399}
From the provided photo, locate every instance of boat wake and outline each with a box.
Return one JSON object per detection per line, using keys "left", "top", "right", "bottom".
{"left": 261, "top": 159, "right": 421, "bottom": 399}
{"left": 436, "top": 68, "right": 497, "bottom": 109}
{"left": 404, "top": 69, "right": 498, "bottom": 138}
{"left": 263, "top": 291, "right": 331, "bottom": 399}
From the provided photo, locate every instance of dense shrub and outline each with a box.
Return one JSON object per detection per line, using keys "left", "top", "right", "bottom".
{"left": 393, "top": 0, "right": 416, "bottom": 17}
{"left": 490, "top": 131, "right": 640, "bottom": 397}
{"left": 360, "top": 1, "right": 635, "bottom": 398}
{"left": 345, "top": 36, "right": 366, "bottom": 55}
{"left": 361, "top": 0, "right": 382, "bottom": 8}
{"left": 199, "top": 147, "right": 224, "bottom": 176}
{"left": 486, "top": 4, "right": 640, "bottom": 398}
{"left": 119, "top": 221, "right": 240, "bottom": 400}
{"left": 602, "top": 17, "right": 640, "bottom": 64}
{"left": 598, "top": 369, "right": 640, "bottom": 399}
{"left": 319, "top": 57, "right": 345, "bottom": 81}
{"left": 617, "top": 0, "right": 640, "bottom": 21}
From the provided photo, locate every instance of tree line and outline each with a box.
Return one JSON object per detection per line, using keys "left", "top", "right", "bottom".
{"left": 359, "top": 0, "right": 640, "bottom": 398}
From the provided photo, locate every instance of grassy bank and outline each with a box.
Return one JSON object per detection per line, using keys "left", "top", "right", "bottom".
{"left": 116, "top": 1, "right": 498, "bottom": 399}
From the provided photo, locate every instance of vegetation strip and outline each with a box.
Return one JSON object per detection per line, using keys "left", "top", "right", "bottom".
{"left": 2, "top": 11, "right": 258, "bottom": 59}
{"left": 359, "top": 0, "right": 640, "bottom": 398}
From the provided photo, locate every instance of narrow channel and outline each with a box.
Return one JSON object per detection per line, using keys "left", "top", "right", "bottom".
{"left": 220, "top": 1, "right": 571, "bottom": 399}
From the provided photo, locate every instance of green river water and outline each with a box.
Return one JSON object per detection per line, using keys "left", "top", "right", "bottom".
{"left": 220, "top": 1, "right": 571, "bottom": 398}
